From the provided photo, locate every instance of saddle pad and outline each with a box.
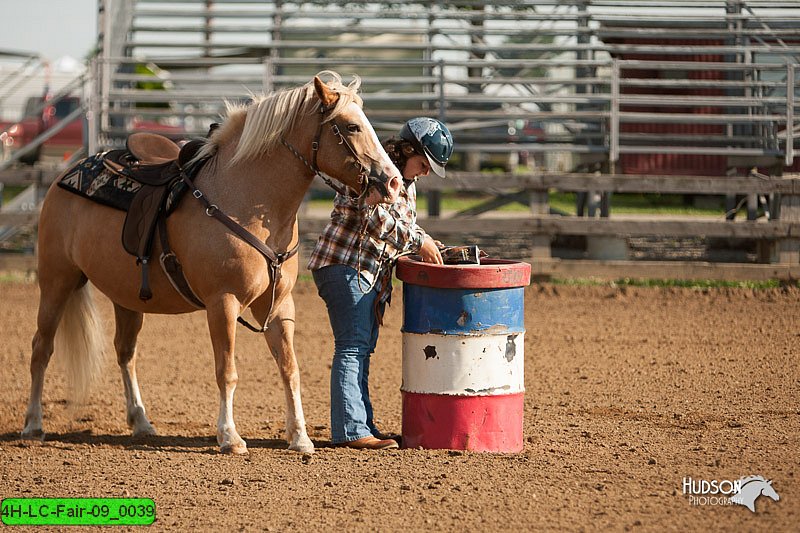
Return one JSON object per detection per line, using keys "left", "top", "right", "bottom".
{"left": 57, "top": 152, "right": 187, "bottom": 214}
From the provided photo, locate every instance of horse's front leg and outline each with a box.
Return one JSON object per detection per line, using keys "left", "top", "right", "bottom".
{"left": 254, "top": 293, "right": 314, "bottom": 453}
{"left": 206, "top": 296, "right": 247, "bottom": 454}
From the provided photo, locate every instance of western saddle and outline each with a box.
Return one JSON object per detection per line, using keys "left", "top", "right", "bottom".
{"left": 106, "top": 132, "right": 208, "bottom": 307}
{"left": 100, "top": 128, "right": 301, "bottom": 332}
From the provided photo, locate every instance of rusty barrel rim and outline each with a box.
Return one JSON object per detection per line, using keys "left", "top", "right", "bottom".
{"left": 396, "top": 256, "right": 531, "bottom": 289}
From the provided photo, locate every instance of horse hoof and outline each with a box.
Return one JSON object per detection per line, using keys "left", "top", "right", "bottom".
{"left": 220, "top": 442, "right": 248, "bottom": 455}
{"left": 132, "top": 424, "right": 157, "bottom": 438}
{"left": 21, "top": 428, "right": 45, "bottom": 441}
{"left": 289, "top": 439, "right": 315, "bottom": 454}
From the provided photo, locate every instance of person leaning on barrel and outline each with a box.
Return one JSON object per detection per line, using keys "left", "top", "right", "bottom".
{"left": 308, "top": 117, "right": 455, "bottom": 450}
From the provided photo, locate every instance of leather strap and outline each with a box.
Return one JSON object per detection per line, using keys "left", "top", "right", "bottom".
{"left": 280, "top": 137, "right": 349, "bottom": 197}
{"left": 280, "top": 103, "right": 394, "bottom": 201}
{"left": 181, "top": 171, "right": 299, "bottom": 332}
{"left": 139, "top": 258, "right": 153, "bottom": 301}
{"left": 157, "top": 215, "right": 205, "bottom": 309}
{"left": 181, "top": 173, "right": 299, "bottom": 266}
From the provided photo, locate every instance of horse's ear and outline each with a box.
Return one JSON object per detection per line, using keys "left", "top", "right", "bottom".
{"left": 313, "top": 76, "right": 339, "bottom": 108}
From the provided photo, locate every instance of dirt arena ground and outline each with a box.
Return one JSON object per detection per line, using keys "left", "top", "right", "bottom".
{"left": 1, "top": 277, "right": 798, "bottom": 531}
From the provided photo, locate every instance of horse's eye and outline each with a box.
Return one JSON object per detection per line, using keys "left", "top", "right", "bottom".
{"left": 347, "top": 124, "right": 361, "bottom": 134}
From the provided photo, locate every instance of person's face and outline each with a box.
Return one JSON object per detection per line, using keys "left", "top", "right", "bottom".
{"left": 403, "top": 154, "right": 430, "bottom": 181}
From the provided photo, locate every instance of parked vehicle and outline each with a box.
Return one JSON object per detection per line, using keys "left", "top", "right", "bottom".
{"left": 0, "top": 96, "right": 83, "bottom": 164}
{"left": 1, "top": 95, "right": 185, "bottom": 165}
{"left": 453, "top": 119, "right": 546, "bottom": 171}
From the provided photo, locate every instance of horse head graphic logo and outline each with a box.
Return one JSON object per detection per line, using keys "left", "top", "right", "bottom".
{"left": 730, "top": 476, "right": 780, "bottom": 513}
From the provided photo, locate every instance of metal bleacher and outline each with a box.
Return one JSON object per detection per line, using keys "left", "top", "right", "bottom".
{"left": 3, "top": 0, "right": 799, "bottom": 279}
{"left": 91, "top": 0, "right": 800, "bottom": 174}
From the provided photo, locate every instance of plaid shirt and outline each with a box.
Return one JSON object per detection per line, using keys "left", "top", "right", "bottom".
{"left": 308, "top": 180, "right": 427, "bottom": 288}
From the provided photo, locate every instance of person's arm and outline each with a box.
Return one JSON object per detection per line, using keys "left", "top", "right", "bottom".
{"left": 364, "top": 206, "right": 443, "bottom": 263}
{"left": 363, "top": 205, "right": 424, "bottom": 252}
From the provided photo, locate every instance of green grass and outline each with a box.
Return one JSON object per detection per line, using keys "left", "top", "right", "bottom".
{"left": 548, "top": 192, "right": 727, "bottom": 217}
{"left": 1, "top": 181, "right": 737, "bottom": 218}
{"left": 0, "top": 272, "right": 33, "bottom": 283}
{"left": 2, "top": 185, "right": 27, "bottom": 205}
{"left": 549, "top": 277, "right": 792, "bottom": 289}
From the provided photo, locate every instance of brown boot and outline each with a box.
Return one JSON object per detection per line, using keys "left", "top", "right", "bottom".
{"left": 336, "top": 436, "right": 399, "bottom": 450}
{"left": 373, "top": 432, "right": 402, "bottom": 446}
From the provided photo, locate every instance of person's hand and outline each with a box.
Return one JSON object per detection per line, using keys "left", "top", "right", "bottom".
{"left": 419, "top": 236, "right": 443, "bottom": 264}
{"left": 364, "top": 187, "right": 388, "bottom": 206}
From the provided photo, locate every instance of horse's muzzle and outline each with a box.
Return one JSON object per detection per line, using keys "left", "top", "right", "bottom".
{"left": 364, "top": 163, "right": 401, "bottom": 205}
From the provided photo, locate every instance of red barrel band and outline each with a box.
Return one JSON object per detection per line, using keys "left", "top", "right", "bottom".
{"left": 402, "top": 392, "right": 524, "bottom": 453}
{"left": 396, "top": 257, "right": 531, "bottom": 289}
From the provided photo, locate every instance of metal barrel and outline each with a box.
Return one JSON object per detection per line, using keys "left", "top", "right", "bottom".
{"left": 396, "top": 257, "right": 531, "bottom": 452}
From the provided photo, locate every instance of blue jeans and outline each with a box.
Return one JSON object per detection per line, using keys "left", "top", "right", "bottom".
{"left": 313, "top": 264, "right": 385, "bottom": 444}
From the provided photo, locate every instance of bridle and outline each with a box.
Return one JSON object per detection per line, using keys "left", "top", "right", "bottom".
{"left": 281, "top": 102, "right": 392, "bottom": 200}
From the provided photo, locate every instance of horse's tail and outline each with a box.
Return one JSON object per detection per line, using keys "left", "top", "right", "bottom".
{"left": 55, "top": 283, "right": 105, "bottom": 403}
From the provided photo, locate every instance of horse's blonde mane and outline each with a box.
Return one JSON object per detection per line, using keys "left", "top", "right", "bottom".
{"left": 195, "top": 71, "right": 362, "bottom": 166}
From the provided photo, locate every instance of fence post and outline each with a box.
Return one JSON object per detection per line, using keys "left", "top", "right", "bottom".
{"left": 530, "top": 184, "right": 550, "bottom": 260}
{"left": 35, "top": 168, "right": 43, "bottom": 205}
{"left": 602, "top": 59, "right": 620, "bottom": 219}
{"left": 100, "top": 3, "right": 111, "bottom": 133}
{"left": 786, "top": 62, "right": 795, "bottom": 167}
{"left": 778, "top": 181, "right": 800, "bottom": 265}
{"left": 263, "top": 56, "right": 274, "bottom": 94}
{"left": 610, "top": 59, "right": 620, "bottom": 173}
{"left": 427, "top": 59, "right": 446, "bottom": 218}
{"left": 87, "top": 57, "right": 98, "bottom": 155}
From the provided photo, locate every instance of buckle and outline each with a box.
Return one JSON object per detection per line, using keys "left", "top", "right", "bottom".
{"left": 193, "top": 189, "right": 203, "bottom": 199}
{"left": 311, "top": 141, "right": 319, "bottom": 151}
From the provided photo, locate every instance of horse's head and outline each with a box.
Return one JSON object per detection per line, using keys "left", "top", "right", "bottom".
{"left": 763, "top": 480, "right": 780, "bottom": 502}
{"left": 201, "top": 71, "right": 401, "bottom": 204}
{"left": 311, "top": 75, "right": 402, "bottom": 204}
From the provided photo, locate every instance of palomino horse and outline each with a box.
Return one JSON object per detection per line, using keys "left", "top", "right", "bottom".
{"left": 22, "top": 72, "right": 402, "bottom": 454}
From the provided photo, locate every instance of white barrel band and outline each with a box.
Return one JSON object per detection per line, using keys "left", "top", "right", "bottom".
{"left": 401, "top": 332, "right": 525, "bottom": 395}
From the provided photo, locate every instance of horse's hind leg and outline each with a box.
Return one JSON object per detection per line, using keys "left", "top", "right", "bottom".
{"left": 259, "top": 295, "right": 314, "bottom": 454}
{"left": 113, "top": 304, "right": 156, "bottom": 437}
{"left": 206, "top": 296, "right": 247, "bottom": 454}
{"left": 22, "top": 268, "right": 85, "bottom": 439}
